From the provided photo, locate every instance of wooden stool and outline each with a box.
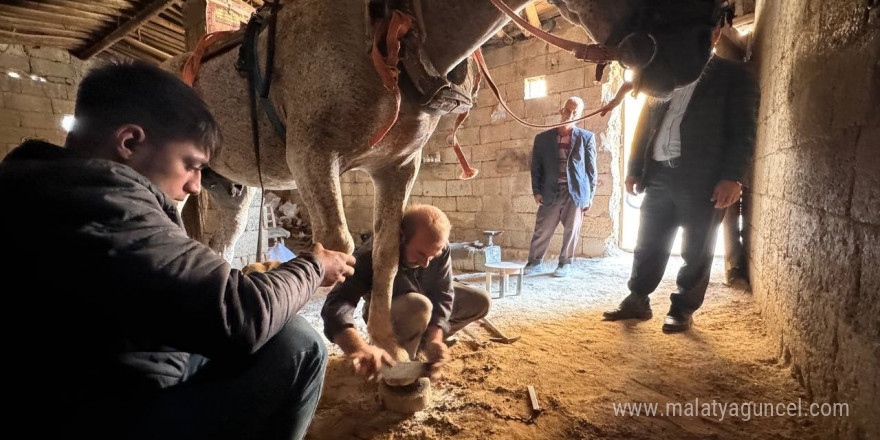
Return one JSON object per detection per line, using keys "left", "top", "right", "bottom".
{"left": 484, "top": 261, "right": 524, "bottom": 298}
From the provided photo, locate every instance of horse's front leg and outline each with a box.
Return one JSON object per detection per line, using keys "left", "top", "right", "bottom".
{"left": 367, "top": 152, "right": 421, "bottom": 362}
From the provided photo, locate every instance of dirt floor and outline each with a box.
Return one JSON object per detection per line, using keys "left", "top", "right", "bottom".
{"left": 297, "top": 254, "right": 831, "bottom": 439}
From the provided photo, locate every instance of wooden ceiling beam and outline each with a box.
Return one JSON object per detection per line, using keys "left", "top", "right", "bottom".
{"left": 182, "top": 0, "right": 207, "bottom": 51}
{"left": 36, "top": 0, "right": 131, "bottom": 16}
{"left": 0, "top": 15, "right": 94, "bottom": 37}
{"left": 111, "top": 44, "right": 163, "bottom": 64}
{"left": 136, "top": 29, "right": 185, "bottom": 53}
{"left": 0, "top": 4, "right": 105, "bottom": 28}
{"left": 14, "top": 1, "right": 118, "bottom": 23}
{"left": 0, "top": 29, "right": 84, "bottom": 48}
{"left": 142, "top": 22, "right": 184, "bottom": 44}
{"left": 76, "top": 0, "right": 177, "bottom": 60}
{"left": 150, "top": 15, "right": 185, "bottom": 34}
{"left": 0, "top": 24, "right": 94, "bottom": 40}
{"left": 525, "top": 4, "right": 541, "bottom": 29}
{"left": 122, "top": 35, "right": 173, "bottom": 60}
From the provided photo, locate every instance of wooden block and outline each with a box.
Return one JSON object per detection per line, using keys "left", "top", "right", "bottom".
{"left": 527, "top": 385, "right": 541, "bottom": 413}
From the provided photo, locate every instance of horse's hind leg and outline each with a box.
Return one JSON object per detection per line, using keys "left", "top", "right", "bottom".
{"left": 286, "top": 143, "right": 354, "bottom": 255}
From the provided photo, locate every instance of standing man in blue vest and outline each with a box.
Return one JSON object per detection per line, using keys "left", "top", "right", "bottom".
{"left": 524, "top": 97, "right": 598, "bottom": 277}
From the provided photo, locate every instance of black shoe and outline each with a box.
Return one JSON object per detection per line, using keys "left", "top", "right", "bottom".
{"left": 603, "top": 294, "right": 653, "bottom": 321}
{"left": 661, "top": 311, "right": 693, "bottom": 333}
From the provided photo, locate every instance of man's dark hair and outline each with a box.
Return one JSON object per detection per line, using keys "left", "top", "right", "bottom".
{"left": 70, "top": 60, "right": 221, "bottom": 156}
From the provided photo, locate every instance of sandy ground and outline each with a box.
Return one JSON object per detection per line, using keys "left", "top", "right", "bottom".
{"left": 298, "top": 254, "right": 830, "bottom": 439}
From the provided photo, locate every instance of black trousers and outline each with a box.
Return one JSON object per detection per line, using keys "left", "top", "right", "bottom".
{"left": 628, "top": 163, "right": 725, "bottom": 313}
{"left": 126, "top": 315, "right": 327, "bottom": 440}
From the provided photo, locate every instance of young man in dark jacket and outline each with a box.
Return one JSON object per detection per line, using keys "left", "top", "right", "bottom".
{"left": 0, "top": 62, "right": 354, "bottom": 439}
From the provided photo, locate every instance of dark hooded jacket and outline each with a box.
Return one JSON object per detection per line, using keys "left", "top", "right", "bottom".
{"left": 0, "top": 140, "right": 324, "bottom": 428}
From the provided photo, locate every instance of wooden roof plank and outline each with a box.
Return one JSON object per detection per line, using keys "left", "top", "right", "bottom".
{"left": 122, "top": 35, "right": 172, "bottom": 60}
{"left": 0, "top": 15, "right": 95, "bottom": 36}
{"left": 76, "top": 0, "right": 177, "bottom": 60}
{"left": 0, "top": 4, "right": 107, "bottom": 28}
{"left": 142, "top": 21, "right": 184, "bottom": 42}
{"left": 135, "top": 30, "right": 185, "bottom": 53}
{"left": 115, "top": 40, "right": 165, "bottom": 64}
{"left": 35, "top": 0, "right": 137, "bottom": 16}
{"left": 111, "top": 44, "right": 163, "bottom": 64}
{"left": 150, "top": 15, "right": 185, "bottom": 34}
{"left": 0, "top": 29, "right": 84, "bottom": 48}
{"left": 0, "top": 22, "right": 94, "bottom": 40}
{"left": 11, "top": 1, "right": 121, "bottom": 23}
{"left": 525, "top": 4, "right": 541, "bottom": 29}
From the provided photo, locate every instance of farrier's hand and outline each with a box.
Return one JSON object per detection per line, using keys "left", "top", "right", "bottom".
{"left": 424, "top": 340, "right": 450, "bottom": 380}
{"left": 423, "top": 325, "right": 450, "bottom": 380}
{"left": 349, "top": 345, "right": 395, "bottom": 380}
{"left": 625, "top": 176, "right": 642, "bottom": 196}
{"left": 711, "top": 180, "right": 742, "bottom": 209}
{"left": 533, "top": 194, "right": 543, "bottom": 205}
{"left": 312, "top": 242, "right": 355, "bottom": 287}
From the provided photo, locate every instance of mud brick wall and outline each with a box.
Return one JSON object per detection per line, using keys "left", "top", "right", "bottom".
{"left": 747, "top": 0, "right": 879, "bottom": 437}
{"left": 341, "top": 21, "right": 623, "bottom": 261}
{"left": 0, "top": 44, "right": 87, "bottom": 158}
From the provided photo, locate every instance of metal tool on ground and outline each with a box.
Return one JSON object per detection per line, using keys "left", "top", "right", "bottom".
{"left": 461, "top": 326, "right": 486, "bottom": 344}
{"left": 480, "top": 317, "right": 521, "bottom": 344}
{"left": 379, "top": 361, "right": 435, "bottom": 382}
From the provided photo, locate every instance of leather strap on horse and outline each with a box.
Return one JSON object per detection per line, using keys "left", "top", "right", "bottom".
{"left": 237, "top": 6, "right": 287, "bottom": 143}
{"left": 239, "top": 0, "right": 283, "bottom": 262}
{"left": 474, "top": 48, "right": 628, "bottom": 129}
{"left": 487, "top": 0, "right": 618, "bottom": 64}
{"left": 369, "top": 10, "right": 414, "bottom": 147}
{"left": 182, "top": 30, "right": 236, "bottom": 86}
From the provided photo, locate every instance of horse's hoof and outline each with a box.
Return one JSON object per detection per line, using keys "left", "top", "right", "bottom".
{"left": 379, "top": 377, "right": 431, "bottom": 413}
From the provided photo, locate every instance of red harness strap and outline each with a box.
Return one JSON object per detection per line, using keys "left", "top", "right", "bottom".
{"left": 369, "top": 10, "right": 414, "bottom": 147}
{"left": 486, "top": 0, "right": 618, "bottom": 64}
{"left": 446, "top": 63, "right": 482, "bottom": 180}
{"left": 473, "top": 48, "right": 629, "bottom": 129}
{"left": 182, "top": 31, "right": 236, "bottom": 86}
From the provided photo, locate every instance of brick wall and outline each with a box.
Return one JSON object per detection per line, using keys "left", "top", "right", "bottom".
{"left": 747, "top": 0, "right": 879, "bottom": 437}
{"left": 0, "top": 44, "right": 87, "bottom": 158}
{"left": 341, "top": 21, "right": 623, "bottom": 260}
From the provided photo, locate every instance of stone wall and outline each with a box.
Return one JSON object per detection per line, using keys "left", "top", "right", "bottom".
{"left": 341, "top": 21, "right": 623, "bottom": 260}
{"left": 747, "top": 0, "right": 879, "bottom": 437}
{"left": 0, "top": 44, "right": 86, "bottom": 158}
